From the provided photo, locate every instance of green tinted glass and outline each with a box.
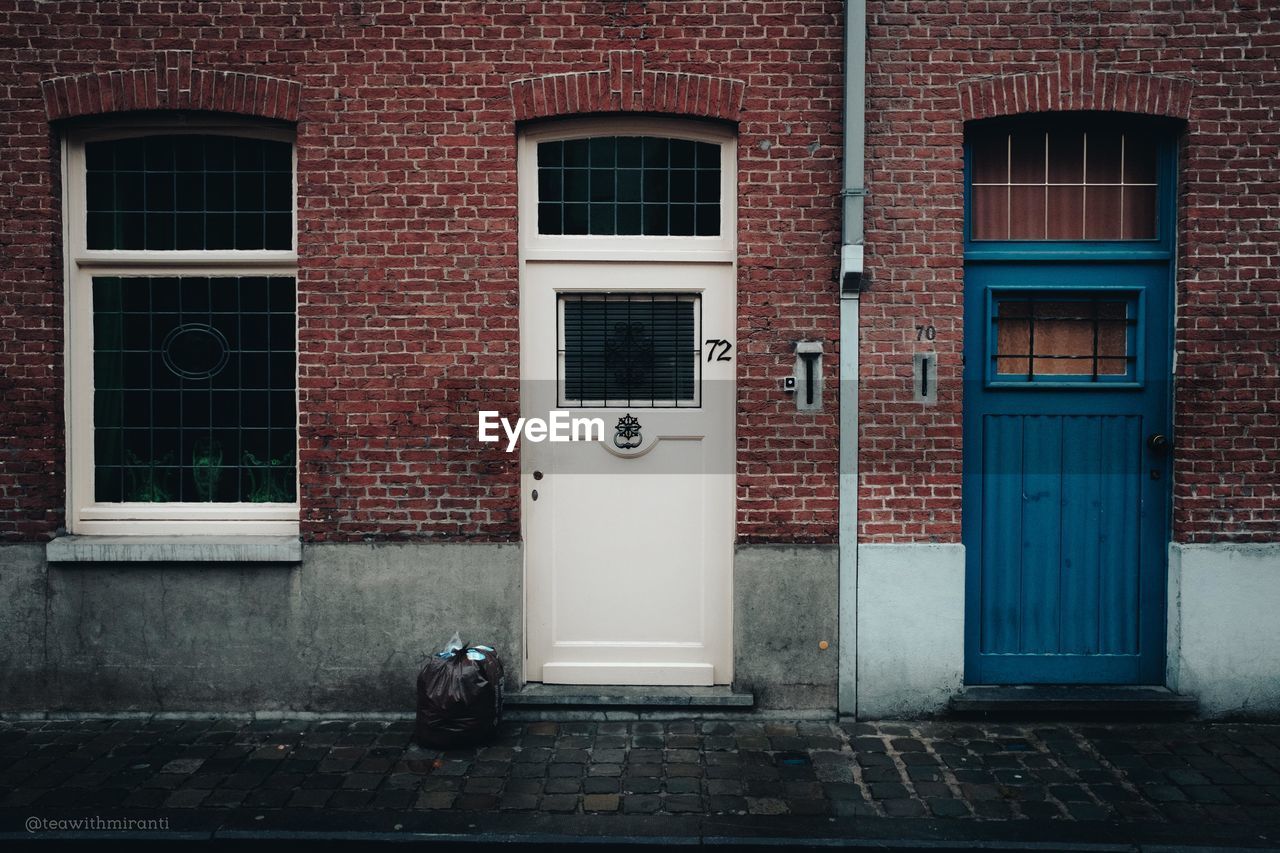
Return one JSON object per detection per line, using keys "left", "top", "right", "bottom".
{"left": 86, "top": 135, "right": 293, "bottom": 250}
{"left": 92, "top": 276, "right": 297, "bottom": 503}
{"left": 538, "top": 137, "right": 720, "bottom": 236}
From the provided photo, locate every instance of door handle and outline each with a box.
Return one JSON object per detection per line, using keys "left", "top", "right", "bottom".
{"left": 1147, "top": 433, "right": 1168, "bottom": 453}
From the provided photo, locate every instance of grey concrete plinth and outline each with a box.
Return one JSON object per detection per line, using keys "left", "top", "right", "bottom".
{"left": 733, "top": 544, "right": 838, "bottom": 710}
{"left": 0, "top": 541, "right": 521, "bottom": 713}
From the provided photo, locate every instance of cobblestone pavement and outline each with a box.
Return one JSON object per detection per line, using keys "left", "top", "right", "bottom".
{"left": 2, "top": 717, "right": 1279, "bottom": 835}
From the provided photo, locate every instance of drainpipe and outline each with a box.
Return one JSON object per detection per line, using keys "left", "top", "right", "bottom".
{"left": 837, "top": 0, "right": 866, "bottom": 719}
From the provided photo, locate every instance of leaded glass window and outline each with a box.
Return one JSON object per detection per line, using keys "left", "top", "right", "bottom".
{"left": 92, "top": 276, "right": 297, "bottom": 502}
{"left": 559, "top": 293, "right": 700, "bottom": 407}
{"left": 537, "top": 137, "right": 721, "bottom": 236}
{"left": 85, "top": 135, "right": 293, "bottom": 250}
{"left": 68, "top": 125, "right": 298, "bottom": 532}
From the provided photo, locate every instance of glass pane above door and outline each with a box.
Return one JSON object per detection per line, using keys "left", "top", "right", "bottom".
{"left": 970, "top": 128, "right": 1158, "bottom": 241}
{"left": 537, "top": 137, "right": 721, "bottom": 237}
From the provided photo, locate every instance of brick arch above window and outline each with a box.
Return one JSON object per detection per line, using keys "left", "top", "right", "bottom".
{"left": 959, "top": 54, "right": 1193, "bottom": 123}
{"left": 511, "top": 51, "right": 746, "bottom": 123}
{"left": 41, "top": 51, "right": 301, "bottom": 122}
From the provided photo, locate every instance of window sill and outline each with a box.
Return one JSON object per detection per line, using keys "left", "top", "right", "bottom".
{"left": 46, "top": 535, "right": 302, "bottom": 564}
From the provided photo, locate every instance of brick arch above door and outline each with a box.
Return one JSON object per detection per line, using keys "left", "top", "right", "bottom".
{"left": 959, "top": 54, "right": 1194, "bottom": 123}
{"left": 510, "top": 51, "right": 746, "bottom": 123}
{"left": 41, "top": 51, "right": 302, "bottom": 122}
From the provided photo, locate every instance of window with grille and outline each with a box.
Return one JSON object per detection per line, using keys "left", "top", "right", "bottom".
{"left": 969, "top": 126, "right": 1159, "bottom": 241}
{"left": 66, "top": 124, "right": 298, "bottom": 533}
{"left": 537, "top": 137, "right": 721, "bottom": 237}
{"left": 558, "top": 293, "right": 701, "bottom": 407}
{"left": 990, "top": 292, "right": 1138, "bottom": 384}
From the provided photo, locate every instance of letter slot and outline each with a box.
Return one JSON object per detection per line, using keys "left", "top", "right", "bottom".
{"left": 794, "top": 341, "right": 824, "bottom": 412}
{"left": 913, "top": 352, "right": 937, "bottom": 405}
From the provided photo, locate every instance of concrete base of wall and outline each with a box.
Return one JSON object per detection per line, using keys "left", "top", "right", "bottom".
{"left": 1168, "top": 543, "right": 1280, "bottom": 719}
{"left": 0, "top": 542, "right": 522, "bottom": 712}
{"left": 8, "top": 538, "right": 1275, "bottom": 717}
{"left": 733, "top": 545, "right": 838, "bottom": 710}
{"left": 1, "top": 541, "right": 840, "bottom": 713}
{"left": 855, "top": 543, "right": 965, "bottom": 719}
{"left": 849, "top": 541, "right": 1280, "bottom": 720}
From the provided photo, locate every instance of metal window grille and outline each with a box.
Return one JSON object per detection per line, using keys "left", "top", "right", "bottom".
{"left": 992, "top": 294, "right": 1136, "bottom": 382}
{"left": 558, "top": 293, "right": 701, "bottom": 407}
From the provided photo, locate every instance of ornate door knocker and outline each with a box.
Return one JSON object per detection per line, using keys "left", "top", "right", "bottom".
{"left": 613, "top": 413, "right": 643, "bottom": 449}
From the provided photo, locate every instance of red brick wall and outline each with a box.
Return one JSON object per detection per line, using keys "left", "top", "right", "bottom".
{"left": 0, "top": 1, "right": 844, "bottom": 543}
{"left": 860, "top": 1, "right": 1280, "bottom": 542}
{"left": 3, "top": 3, "right": 1274, "bottom": 546}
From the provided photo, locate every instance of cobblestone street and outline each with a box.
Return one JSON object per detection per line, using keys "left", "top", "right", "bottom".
{"left": 3, "top": 716, "right": 1280, "bottom": 847}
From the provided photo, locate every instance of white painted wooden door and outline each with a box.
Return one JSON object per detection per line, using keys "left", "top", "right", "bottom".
{"left": 521, "top": 260, "right": 735, "bottom": 686}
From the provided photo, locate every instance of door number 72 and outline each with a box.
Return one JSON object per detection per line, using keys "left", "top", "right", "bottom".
{"left": 704, "top": 339, "right": 733, "bottom": 362}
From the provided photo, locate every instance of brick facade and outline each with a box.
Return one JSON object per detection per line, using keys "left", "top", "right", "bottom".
{"left": 0, "top": 1, "right": 843, "bottom": 543}
{"left": 41, "top": 52, "right": 302, "bottom": 122}
{"left": 860, "top": 1, "right": 1279, "bottom": 542}
{"left": 0, "top": 2, "right": 1275, "bottom": 545}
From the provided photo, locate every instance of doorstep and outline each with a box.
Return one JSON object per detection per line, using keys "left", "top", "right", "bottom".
{"left": 505, "top": 684, "right": 754, "bottom": 711}
{"left": 949, "top": 685, "right": 1198, "bottom": 719}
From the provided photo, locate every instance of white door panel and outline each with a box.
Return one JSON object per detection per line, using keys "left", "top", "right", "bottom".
{"left": 521, "top": 260, "right": 734, "bottom": 686}
{"left": 518, "top": 119, "right": 737, "bottom": 687}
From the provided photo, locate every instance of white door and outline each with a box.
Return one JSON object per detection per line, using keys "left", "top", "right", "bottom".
{"left": 518, "top": 119, "right": 736, "bottom": 686}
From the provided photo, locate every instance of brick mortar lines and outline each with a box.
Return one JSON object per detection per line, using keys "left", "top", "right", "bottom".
{"left": 833, "top": 721, "right": 880, "bottom": 818}
{"left": 1065, "top": 727, "right": 1162, "bottom": 817}
{"left": 916, "top": 724, "right": 976, "bottom": 819}
{"left": 1023, "top": 726, "right": 1100, "bottom": 821}
{"left": 880, "top": 726, "right": 927, "bottom": 818}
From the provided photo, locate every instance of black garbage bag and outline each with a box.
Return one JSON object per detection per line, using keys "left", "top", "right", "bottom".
{"left": 415, "top": 633, "right": 505, "bottom": 749}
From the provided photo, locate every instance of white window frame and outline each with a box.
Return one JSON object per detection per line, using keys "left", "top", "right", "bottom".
{"left": 517, "top": 116, "right": 737, "bottom": 263}
{"left": 62, "top": 117, "right": 299, "bottom": 535}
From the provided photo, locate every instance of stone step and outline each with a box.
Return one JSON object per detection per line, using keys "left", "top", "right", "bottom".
{"left": 505, "top": 684, "right": 755, "bottom": 710}
{"left": 949, "top": 685, "right": 1198, "bottom": 719}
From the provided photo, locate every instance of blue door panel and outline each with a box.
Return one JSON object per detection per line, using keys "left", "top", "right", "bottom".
{"left": 1020, "top": 415, "right": 1063, "bottom": 655}
{"left": 1101, "top": 418, "right": 1143, "bottom": 656}
{"left": 963, "top": 119, "right": 1175, "bottom": 686}
{"left": 1059, "top": 416, "right": 1103, "bottom": 656}
{"left": 964, "top": 262, "right": 1171, "bottom": 685}
{"left": 979, "top": 415, "right": 1022, "bottom": 655}
{"left": 976, "top": 413, "right": 1147, "bottom": 666}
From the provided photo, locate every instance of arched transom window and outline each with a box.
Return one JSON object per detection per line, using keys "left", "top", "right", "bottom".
{"left": 968, "top": 121, "right": 1163, "bottom": 242}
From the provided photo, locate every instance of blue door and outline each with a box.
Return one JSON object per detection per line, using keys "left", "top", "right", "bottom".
{"left": 962, "top": 116, "right": 1176, "bottom": 684}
